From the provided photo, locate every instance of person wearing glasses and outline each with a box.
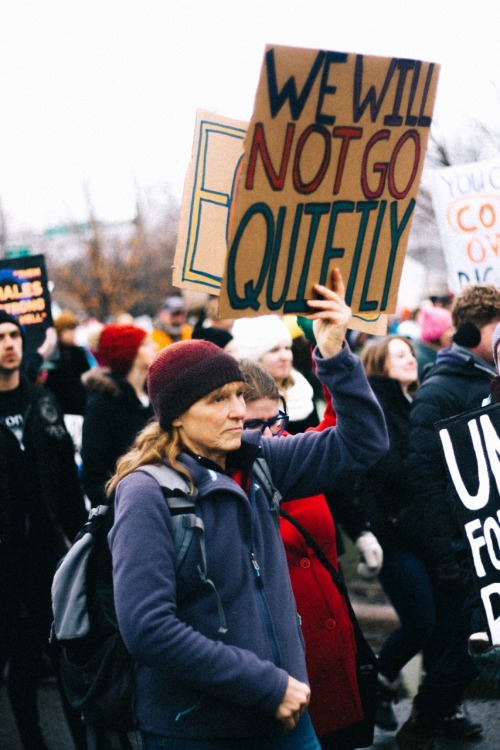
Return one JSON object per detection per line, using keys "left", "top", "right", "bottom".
{"left": 240, "top": 358, "right": 381, "bottom": 750}
{"left": 231, "top": 314, "right": 319, "bottom": 434}
{"left": 106, "top": 270, "right": 388, "bottom": 750}
{"left": 241, "top": 376, "right": 289, "bottom": 437}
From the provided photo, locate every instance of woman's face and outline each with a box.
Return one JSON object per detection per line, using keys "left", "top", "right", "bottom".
{"left": 135, "top": 336, "right": 158, "bottom": 369}
{"left": 172, "top": 381, "right": 246, "bottom": 468}
{"left": 387, "top": 338, "right": 418, "bottom": 390}
{"left": 244, "top": 397, "right": 281, "bottom": 437}
{"left": 259, "top": 340, "right": 293, "bottom": 385}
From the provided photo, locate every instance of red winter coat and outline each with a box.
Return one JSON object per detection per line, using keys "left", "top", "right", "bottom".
{"left": 280, "top": 494, "right": 363, "bottom": 737}
{"left": 279, "top": 391, "right": 363, "bottom": 738}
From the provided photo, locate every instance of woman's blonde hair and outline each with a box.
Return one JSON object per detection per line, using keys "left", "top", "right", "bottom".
{"left": 106, "top": 420, "right": 194, "bottom": 496}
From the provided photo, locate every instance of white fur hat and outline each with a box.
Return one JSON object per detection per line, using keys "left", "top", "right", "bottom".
{"left": 231, "top": 315, "right": 292, "bottom": 362}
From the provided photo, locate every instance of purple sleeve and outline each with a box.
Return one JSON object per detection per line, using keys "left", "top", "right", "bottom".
{"left": 108, "top": 472, "right": 289, "bottom": 713}
{"left": 261, "top": 343, "right": 389, "bottom": 500}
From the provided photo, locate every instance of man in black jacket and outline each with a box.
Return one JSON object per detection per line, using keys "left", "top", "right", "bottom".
{"left": 396, "top": 285, "right": 500, "bottom": 750}
{"left": 0, "top": 311, "right": 88, "bottom": 750}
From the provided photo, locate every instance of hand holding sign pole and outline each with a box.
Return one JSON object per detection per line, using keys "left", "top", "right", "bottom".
{"left": 305, "top": 268, "right": 351, "bottom": 358}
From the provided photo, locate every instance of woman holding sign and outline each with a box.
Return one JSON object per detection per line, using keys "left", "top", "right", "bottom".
{"left": 106, "top": 270, "right": 388, "bottom": 750}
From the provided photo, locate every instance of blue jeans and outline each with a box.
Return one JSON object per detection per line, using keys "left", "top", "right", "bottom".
{"left": 378, "top": 549, "right": 436, "bottom": 682}
{"left": 379, "top": 548, "right": 480, "bottom": 720}
{"left": 142, "top": 711, "right": 321, "bottom": 750}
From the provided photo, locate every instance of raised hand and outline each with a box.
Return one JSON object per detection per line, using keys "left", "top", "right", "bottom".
{"left": 305, "top": 268, "right": 351, "bottom": 359}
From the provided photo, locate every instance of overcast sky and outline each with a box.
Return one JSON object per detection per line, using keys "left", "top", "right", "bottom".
{"left": 1, "top": 0, "right": 499, "bottom": 236}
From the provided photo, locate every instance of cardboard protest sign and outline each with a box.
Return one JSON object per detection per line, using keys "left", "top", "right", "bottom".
{"left": 436, "top": 402, "right": 500, "bottom": 643}
{"left": 173, "top": 109, "right": 247, "bottom": 294}
{"left": 0, "top": 254, "right": 53, "bottom": 352}
{"left": 430, "top": 157, "right": 500, "bottom": 293}
{"left": 217, "top": 44, "right": 439, "bottom": 331}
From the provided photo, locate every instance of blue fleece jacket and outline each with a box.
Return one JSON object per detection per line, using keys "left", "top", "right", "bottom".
{"left": 108, "top": 343, "right": 388, "bottom": 740}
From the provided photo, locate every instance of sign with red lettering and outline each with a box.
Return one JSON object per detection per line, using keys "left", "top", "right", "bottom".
{"left": 0, "top": 254, "right": 53, "bottom": 352}
{"left": 430, "top": 157, "right": 500, "bottom": 292}
{"left": 436, "top": 402, "right": 500, "bottom": 644}
{"left": 218, "top": 45, "right": 440, "bottom": 330}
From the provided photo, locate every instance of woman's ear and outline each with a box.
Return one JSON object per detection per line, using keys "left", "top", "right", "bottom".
{"left": 172, "top": 417, "right": 182, "bottom": 427}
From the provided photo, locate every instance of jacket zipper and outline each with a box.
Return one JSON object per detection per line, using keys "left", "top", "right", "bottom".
{"left": 248, "top": 480, "right": 281, "bottom": 666}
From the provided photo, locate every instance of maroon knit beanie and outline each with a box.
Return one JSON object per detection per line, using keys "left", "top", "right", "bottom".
{"left": 92, "top": 324, "right": 147, "bottom": 375}
{"left": 147, "top": 339, "right": 245, "bottom": 430}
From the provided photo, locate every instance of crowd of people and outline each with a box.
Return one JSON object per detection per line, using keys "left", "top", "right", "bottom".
{"left": 1, "top": 275, "right": 500, "bottom": 750}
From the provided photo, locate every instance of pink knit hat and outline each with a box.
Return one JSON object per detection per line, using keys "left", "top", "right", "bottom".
{"left": 418, "top": 306, "right": 453, "bottom": 344}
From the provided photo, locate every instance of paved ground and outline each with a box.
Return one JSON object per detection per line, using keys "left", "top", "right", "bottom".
{"left": 1, "top": 679, "right": 499, "bottom": 749}
{"left": 1, "top": 579, "right": 498, "bottom": 749}
{"left": 0, "top": 678, "right": 76, "bottom": 750}
{"left": 353, "top": 600, "right": 500, "bottom": 749}
{"left": 369, "top": 697, "right": 500, "bottom": 749}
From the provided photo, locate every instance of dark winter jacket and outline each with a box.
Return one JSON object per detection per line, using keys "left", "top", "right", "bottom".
{"left": 357, "top": 375, "right": 418, "bottom": 552}
{"left": 406, "top": 344, "right": 496, "bottom": 566}
{"left": 0, "top": 375, "right": 87, "bottom": 608}
{"left": 81, "top": 368, "right": 154, "bottom": 507}
{"left": 45, "top": 343, "right": 91, "bottom": 415}
{"left": 109, "top": 344, "right": 389, "bottom": 740}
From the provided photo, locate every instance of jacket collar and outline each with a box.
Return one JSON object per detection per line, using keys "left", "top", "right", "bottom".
{"left": 433, "top": 344, "right": 496, "bottom": 378}
{"left": 177, "top": 431, "right": 263, "bottom": 486}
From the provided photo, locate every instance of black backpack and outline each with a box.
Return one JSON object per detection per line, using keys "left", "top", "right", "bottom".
{"left": 50, "top": 463, "right": 201, "bottom": 732}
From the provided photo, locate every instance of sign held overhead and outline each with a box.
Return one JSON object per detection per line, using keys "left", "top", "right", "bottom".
{"left": 218, "top": 44, "right": 439, "bottom": 329}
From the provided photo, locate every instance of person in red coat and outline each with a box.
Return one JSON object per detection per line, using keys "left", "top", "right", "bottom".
{"left": 240, "top": 358, "right": 382, "bottom": 750}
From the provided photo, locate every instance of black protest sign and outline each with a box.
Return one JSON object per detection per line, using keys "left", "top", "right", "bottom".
{"left": 0, "top": 254, "right": 53, "bottom": 352}
{"left": 436, "top": 401, "right": 500, "bottom": 644}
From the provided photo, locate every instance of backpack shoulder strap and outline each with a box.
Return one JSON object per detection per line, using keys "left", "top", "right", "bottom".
{"left": 137, "top": 462, "right": 227, "bottom": 635}
{"left": 138, "top": 464, "right": 202, "bottom": 570}
{"left": 278, "top": 505, "right": 375, "bottom": 660}
{"left": 138, "top": 463, "right": 194, "bottom": 500}
{"left": 252, "top": 456, "right": 281, "bottom": 517}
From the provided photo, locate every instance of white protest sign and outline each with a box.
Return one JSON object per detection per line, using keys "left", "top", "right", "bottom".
{"left": 430, "top": 157, "right": 500, "bottom": 293}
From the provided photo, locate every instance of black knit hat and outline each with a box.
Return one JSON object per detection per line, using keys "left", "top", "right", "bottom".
{"left": 147, "top": 339, "right": 245, "bottom": 430}
{"left": 191, "top": 325, "right": 233, "bottom": 350}
{"left": 0, "top": 310, "right": 23, "bottom": 340}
